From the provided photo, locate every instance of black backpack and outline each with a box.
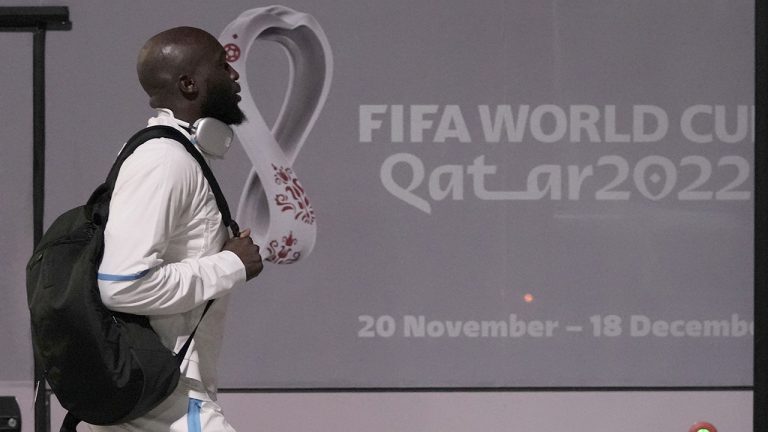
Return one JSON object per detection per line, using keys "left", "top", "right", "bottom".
{"left": 26, "top": 125, "right": 239, "bottom": 431}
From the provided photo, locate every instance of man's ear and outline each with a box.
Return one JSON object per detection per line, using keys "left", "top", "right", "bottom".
{"left": 178, "top": 74, "right": 197, "bottom": 95}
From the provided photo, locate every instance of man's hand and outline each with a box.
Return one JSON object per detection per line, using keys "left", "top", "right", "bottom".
{"left": 222, "top": 228, "right": 263, "bottom": 280}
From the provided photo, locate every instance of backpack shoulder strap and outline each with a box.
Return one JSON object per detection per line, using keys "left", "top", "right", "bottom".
{"left": 60, "top": 411, "right": 80, "bottom": 432}
{"left": 103, "top": 126, "right": 233, "bottom": 354}
{"left": 95, "top": 125, "right": 239, "bottom": 236}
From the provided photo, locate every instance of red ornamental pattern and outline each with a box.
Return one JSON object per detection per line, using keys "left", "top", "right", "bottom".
{"left": 273, "top": 164, "right": 315, "bottom": 224}
{"left": 224, "top": 43, "right": 241, "bottom": 62}
{"left": 265, "top": 231, "right": 301, "bottom": 264}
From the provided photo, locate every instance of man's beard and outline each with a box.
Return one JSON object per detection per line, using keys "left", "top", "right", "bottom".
{"left": 201, "top": 82, "right": 246, "bottom": 125}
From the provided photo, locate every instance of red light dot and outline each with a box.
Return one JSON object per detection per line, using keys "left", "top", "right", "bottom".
{"left": 523, "top": 293, "right": 534, "bottom": 303}
{"left": 689, "top": 421, "right": 717, "bottom": 432}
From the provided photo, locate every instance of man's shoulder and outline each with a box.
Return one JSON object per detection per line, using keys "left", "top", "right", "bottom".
{"left": 119, "top": 136, "right": 202, "bottom": 183}
{"left": 130, "top": 136, "right": 198, "bottom": 165}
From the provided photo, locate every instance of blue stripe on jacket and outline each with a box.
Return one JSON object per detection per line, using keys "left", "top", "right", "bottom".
{"left": 188, "top": 398, "right": 202, "bottom": 432}
{"left": 97, "top": 268, "right": 150, "bottom": 281}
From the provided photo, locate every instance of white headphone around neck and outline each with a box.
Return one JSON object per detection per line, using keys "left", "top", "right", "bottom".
{"left": 190, "top": 117, "right": 234, "bottom": 159}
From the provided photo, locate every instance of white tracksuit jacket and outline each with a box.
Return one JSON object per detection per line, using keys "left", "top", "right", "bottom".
{"left": 97, "top": 109, "right": 246, "bottom": 402}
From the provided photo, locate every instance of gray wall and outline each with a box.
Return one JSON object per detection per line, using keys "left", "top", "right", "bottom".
{"left": 0, "top": 0, "right": 753, "bottom": 392}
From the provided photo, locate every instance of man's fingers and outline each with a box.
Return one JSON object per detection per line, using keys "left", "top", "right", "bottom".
{"left": 237, "top": 228, "right": 254, "bottom": 244}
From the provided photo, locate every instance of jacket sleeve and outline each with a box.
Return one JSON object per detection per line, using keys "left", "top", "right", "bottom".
{"left": 97, "top": 139, "right": 246, "bottom": 315}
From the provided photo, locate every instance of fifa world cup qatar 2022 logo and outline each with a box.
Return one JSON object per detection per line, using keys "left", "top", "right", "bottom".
{"left": 219, "top": 6, "right": 333, "bottom": 264}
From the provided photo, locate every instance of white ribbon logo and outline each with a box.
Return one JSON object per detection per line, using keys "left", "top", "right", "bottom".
{"left": 220, "top": 6, "right": 333, "bottom": 264}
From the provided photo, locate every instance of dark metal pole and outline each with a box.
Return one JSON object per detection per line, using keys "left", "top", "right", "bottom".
{"left": 32, "top": 25, "right": 50, "bottom": 432}
{"left": 33, "top": 27, "right": 45, "bottom": 251}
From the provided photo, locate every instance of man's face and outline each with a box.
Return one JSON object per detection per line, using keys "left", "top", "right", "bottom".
{"left": 199, "top": 45, "right": 245, "bottom": 125}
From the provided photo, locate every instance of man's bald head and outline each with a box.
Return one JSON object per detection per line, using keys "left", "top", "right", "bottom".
{"left": 137, "top": 27, "right": 220, "bottom": 98}
{"left": 136, "top": 26, "right": 243, "bottom": 124}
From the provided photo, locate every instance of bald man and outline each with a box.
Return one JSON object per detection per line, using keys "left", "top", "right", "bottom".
{"left": 93, "top": 27, "right": 262, "bottom": 432}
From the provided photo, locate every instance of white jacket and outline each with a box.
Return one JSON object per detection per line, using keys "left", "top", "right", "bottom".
{"left": 97, "top": 109, "right": 246, "bottom": 401}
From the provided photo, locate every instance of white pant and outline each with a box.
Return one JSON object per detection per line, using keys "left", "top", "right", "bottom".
{"left": 87, "top": 382, "right": 236, "bottom": 432}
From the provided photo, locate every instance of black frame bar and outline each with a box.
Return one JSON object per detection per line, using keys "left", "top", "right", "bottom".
{"left": 755, "top": 0, "right": 766, "bottom": 429}
{"left": 0, "top": 7, "right": 70, "bottom": 31}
